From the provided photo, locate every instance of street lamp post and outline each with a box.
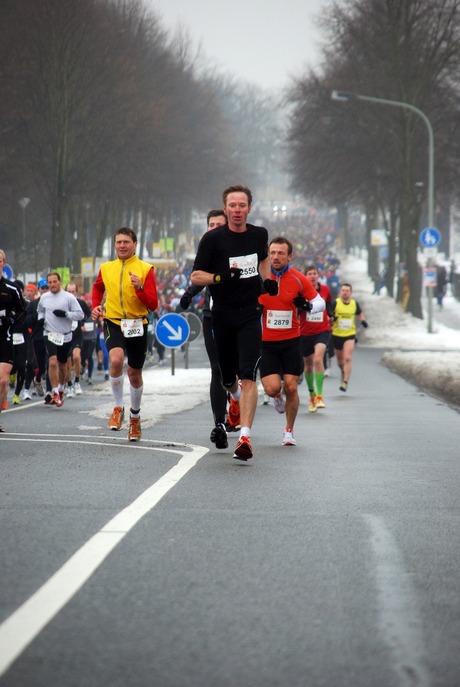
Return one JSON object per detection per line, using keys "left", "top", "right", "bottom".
{"left": 18, "top": 197, "right": 30, "bottom": 247}
{"left": 331, "top": 90, "right": 435, "bottom": 332}
{"left": 18, "top": 197, "right": 30, "bottom": 280}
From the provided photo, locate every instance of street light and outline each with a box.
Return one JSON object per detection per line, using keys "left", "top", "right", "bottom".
{"left": 18, "top": 197, "right": 30, "bottom": 248}
{"left": 331, "top": 90, "right": 435, "bottom": 331}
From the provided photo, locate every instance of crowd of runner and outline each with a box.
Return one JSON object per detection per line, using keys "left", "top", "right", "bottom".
{"left": 1, "top": 205, "right": 363, "bottom": 445}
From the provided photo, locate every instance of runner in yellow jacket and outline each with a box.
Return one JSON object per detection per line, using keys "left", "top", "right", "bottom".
{"left": 92, "top": 228, "right": 158, "bottom": 441}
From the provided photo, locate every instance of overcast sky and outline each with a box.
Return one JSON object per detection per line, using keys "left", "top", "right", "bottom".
{"left": 146, "top": 0, "right": 329, "bottom": 91}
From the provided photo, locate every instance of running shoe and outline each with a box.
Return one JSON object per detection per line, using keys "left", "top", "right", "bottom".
{"left": 282, "top": 431, "right": 297, "bottom": 446}
{"left": 34, "top": 378, "right": 44, "bottom": 396}
{"left": 12, "top": 394, "right": 21, "bottom": 405}
{"left": 128, "top": 417, "right": 142, "bottom": 442}
{"left": 108, "top": 406, "right": 124, "bottom": 431}
{"left": 0, "top": 423, "right": 4, "bottom": 432}
{"left": 262, "top": 394, "right": 270, "bottom": 405}
{"left": 316, "top": 395, "right": 325, "bottom": 408}
{"left": 55, "top": 391, "right": 65, "bottom": 407}
{"left": 308, "top": 395, "right": 317, "bottom": 413}
{"left": 74, "top": 382, "right": 82, "bottom": 395}
{"left": 339, "top": 381, "right": 348, "bottom": 392}
{"left": 210, "top": 423, "right": 228, "bottom": 449}
{"left": 44, "top": 392, "right": 53, "bottom": 405}
{"left": 22, "top": 389, "right": 32, "bottom": 401}
{"left": 227, "top": 395, "right": 241, "bottom": 428}
{"left": 87, "top": 378, "right": 93, "bottom": 385}
{"left": 233, "top": 435, "right": 253, "bottom": 461}
{"left": 66, "top": 385, "right": 74, "bottom": 398}
{"left": 273, "top": 393, "right": 286, "bottom": 414}
{"left": 50, "top": 391, "right": 60, "bottom": 406}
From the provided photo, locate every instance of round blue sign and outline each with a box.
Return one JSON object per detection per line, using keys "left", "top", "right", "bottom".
{"left": 420, "top": 227, "right": 441, "bottom": 248}
{"left": 2, "top": 263, "right": 14, "bottom": 280}
{"left": 155, "top": 313, "right": 190, "bottom": 348}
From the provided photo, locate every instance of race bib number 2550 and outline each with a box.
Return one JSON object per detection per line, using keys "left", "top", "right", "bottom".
{"left": 228, "top": 253, "right": 258, "bottom": 279}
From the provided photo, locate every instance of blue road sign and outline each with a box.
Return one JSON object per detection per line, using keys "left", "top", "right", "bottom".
{"left": 155, "top": 313, "right": 190, "bottom": 348}
{"left": 420, "top": 227, "right": 441, "bottom": 248}
{"left": 2, "top": 263, "right": 13, "bottom": 280}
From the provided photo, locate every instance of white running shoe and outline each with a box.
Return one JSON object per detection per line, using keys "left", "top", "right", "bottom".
{"left": 273, "top": 393, "right": 286, "bottom": 414}
{"left": 262, "top": 394, "right": 270, "bottom": 405}
{"left": 74, "top": 382, "right": 82, "bottom": 395}
{"left": 22, "top": 389, "right": 32, "bottom": 401}
{"left": 282, "top": 431, "right": 297, "bottom": 446}
{"left": 66, "top": 385, "right": 74, "bottom": 398}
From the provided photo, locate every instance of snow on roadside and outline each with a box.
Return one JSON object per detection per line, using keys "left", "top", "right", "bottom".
{"left": 340, "top": 254, "right": 460, "bottom": 407}
{"left": 85, "top": 367, "right": 211, "bottom": 428}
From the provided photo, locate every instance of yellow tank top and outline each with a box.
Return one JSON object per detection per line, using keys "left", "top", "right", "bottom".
{"left": 332, "top": 298, "right": 357, "bottom": 337}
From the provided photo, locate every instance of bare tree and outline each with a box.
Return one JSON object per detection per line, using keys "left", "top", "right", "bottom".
{"left": 288, "top": 0, "right": 460, "bottom": 318}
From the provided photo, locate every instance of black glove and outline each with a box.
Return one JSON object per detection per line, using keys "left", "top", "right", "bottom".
{"left": 263, "top": 278, "right": 278, "bottom": 296}
{"left": 53, "top": 309, "right": 68, "bottom": 317}
{"left": 180, "top": 292, "right": 192, "bottom": 310}
{"left": 361, "top": 320, "right": 368, "bottom": 328}
{"left": 293, "top": 295, "right": 312, "bottom": 311}
{"left": 213, "top": 267, "right": 242, "bottom": 283}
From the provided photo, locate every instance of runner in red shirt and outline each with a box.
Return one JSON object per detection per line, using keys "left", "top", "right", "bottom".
{"left": 259, "top": 238, "right": 325, "bottom": 446}
{"left": 299, "top": 265, "right": 333, "bottom": 412}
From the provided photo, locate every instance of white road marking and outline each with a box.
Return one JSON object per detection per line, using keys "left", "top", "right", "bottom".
{"left": 0, "top": 442, "right": 208, "bottom": 677}
{"left": 364, "top": 514, "right": 431, "bottom": 687}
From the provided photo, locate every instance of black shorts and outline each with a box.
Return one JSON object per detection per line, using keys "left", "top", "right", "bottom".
{"left": 70, "top": 330, "right": 83, "bottom": 351}
{"left": 0, "top": 335, "right": 14, "bottom": 365}
{"left": 332, "top": 334, "right": 356, "bottom": 351}
{"left": 259, "top": 337, "right": 303, "bottom": 378}
{"left": 45, "top": 337, "right": 73, "bottom": 364}
{"left": 211, "top": 306, "right": 262, "bottom": 386}
{"left": 104, "top": 319, "right": 148, "bottom": 370}
{"left": 300, "top": 331, "right": 330, "bottom": 357}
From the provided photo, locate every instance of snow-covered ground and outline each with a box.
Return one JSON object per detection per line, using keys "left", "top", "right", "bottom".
{"left": 338, "top": 254, "right": 460, "bottom": 409}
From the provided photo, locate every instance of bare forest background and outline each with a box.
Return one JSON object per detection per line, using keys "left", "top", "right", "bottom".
{"left": 1, "top": 0, "right": 460, "bottom": 318}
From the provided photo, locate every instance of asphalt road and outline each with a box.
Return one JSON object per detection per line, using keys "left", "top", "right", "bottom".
{"left": 1, "top": 342, "right": 459, "bottom": 687}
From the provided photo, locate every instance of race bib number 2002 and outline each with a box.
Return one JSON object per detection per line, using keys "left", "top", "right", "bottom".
{"left": 121, "top": 318, "right": 143, "bottom": 338}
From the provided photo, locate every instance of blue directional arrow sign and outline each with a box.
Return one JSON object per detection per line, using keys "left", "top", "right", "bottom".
{"left": 155, "top": 312, "right": 190, "bottom": 348}
{"left": 420, "top": 227, "right": 441, "bottom": 248}
{"left": 2, "top": 263, "right": 13, "bottom": 280}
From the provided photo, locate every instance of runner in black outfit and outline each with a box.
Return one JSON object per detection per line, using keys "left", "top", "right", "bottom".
{"left": 191, "top": 184, "right": 278, "bottom": 461}
{"left": 180, "top": 210, "right": 230, "bottom": 449}
{"left": 0, "top": 249, "right": 27, "bottom": 431}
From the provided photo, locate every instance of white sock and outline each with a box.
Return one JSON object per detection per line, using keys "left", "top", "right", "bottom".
{"left": 110, "top": 375, "right": 124, "bottom": 407}
{"left": 130, "top": 384, "right": 143, "bottom": 413}
{"left": 240, "top": 426, "right": 251, "bottom": 438}
{"left": 231, "top": 383, "right": 241, "bottom": 401}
